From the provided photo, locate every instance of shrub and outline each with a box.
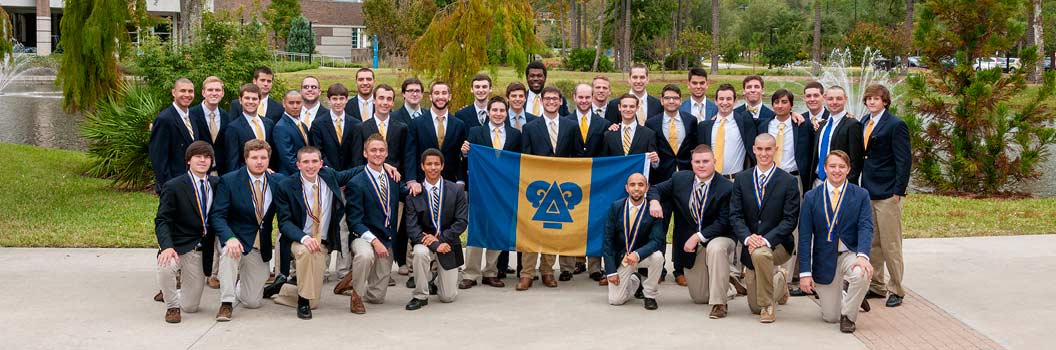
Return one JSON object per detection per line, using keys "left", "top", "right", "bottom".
{"left": 80, "top": 83, "right": 162, "bottom": 191}
{"left": 562, "top": 48, "right": 612, "bottom": 72}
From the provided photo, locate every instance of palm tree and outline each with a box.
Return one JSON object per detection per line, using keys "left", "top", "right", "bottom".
{"left": 710, "top": 0, "right": 719, "bottom": 75}
{"left": 812, "top": 0, "right": 822, "bottom": 75}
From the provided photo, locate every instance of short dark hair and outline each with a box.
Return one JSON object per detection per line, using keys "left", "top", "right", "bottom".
{"left": 804, "top": 81, "right": 824, "bottom": 93}
{"left": 742, "top": 75, "right": 764, "bottom": 88}
{"left": 356, "top": 68, "right": 375, "bottom": 79}
{"left": 771, "top": 89, "right": 794, "bottom": 106}
{"left": 252, "top": 67, "right": 274, "bottom": 80}
{"left": 688, "top": 67, "right": 708, "bottom": 80}
{"left": 185, "top": 141, "right": 214, "bottom": 162}
{"left": 243, "top": 139, "right": 271, "bottom": 159}
{"left": 487, "top": 96, "right": 508, "bottom": 111}
{"left": 421, "top": 148, "right": 445, "bottom": 165}
{"left": 617, "top": 93, "right": 639, "bottom": 107}
{"left": 430, "top": 80, "right": 449, "bottom": 92}
{"left": 541, "top": 86, "right": 562, "bottom": 98}
{"left": 863, "top": 84, "right": 891, "bottom": 107}
{"left": 526, "top": 60, "right": 547, "bottom": 77}
{"left": 239, "top": 83, "right": 261, "bottom": 98}
{"left": 505, "top": 82, "right": 527, "bottom": 97}
{"left": 374, "top": 83, "right": 395, "bottom": 97}
{"left": 629, "top": 63, "right": 648, "bottom": 74}
{"left": 661, "top": 84, "right": 682, "bottom": 97}
{"left": 296, "top": 145, "right": 322, "bottom": 161}
{"left": 471, "top": 73, "right": 492, "bottom": 87}
{"left": 826, "top": 150, "right": 851, "bottom": 167}
{"left": 401, "top": 77, "right": 423, "bottom": 93}
{"left": 715, "top": 83, "right": 737, "bottom": 100}
{"left": 326, "top": 83, "right": 349, "bottom": 98}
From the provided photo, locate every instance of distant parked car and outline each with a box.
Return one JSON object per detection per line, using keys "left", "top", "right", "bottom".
{"left": 907, "top": 56, "right": 925, "bottom": 68}
{"left": 973, "top": 57, "right": 1000, "bottom": 71}
{"left": 996, "top": 57, "right": 1021, "bottom": 72}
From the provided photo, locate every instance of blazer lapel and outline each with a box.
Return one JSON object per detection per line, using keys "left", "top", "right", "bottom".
{"left": 760, "top": 170, "right": 781, "bottom": 209}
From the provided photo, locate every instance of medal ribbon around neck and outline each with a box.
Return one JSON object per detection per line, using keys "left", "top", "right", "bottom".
{"left": 754, "top": 165, "right": 776, "bottom": 210}
{"left": 366, "top": 170, "right": 392, "bottom": 227}
{"left": 249, "top": 175, "right": 268, "bottom": 227}
{"left": 693, "top": 181, "right": 710, "bottom": 234}
{"left": 302, "top": 178, "right": 322, "bottom": 230}
{"left": 623, "top": 199, "right": 646, "bottom": 258}
{"left": 823, "top": 181, "right": 848, "bottom": 242}
{"left": 189, "top": 173, "right": 208, "bottom": 237}
{"left": 429, "top": 181, "right": 444, "bottom": 236}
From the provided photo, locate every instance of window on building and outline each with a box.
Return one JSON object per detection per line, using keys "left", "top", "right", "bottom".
{"left": 351, "top": 27, "right": 360, "bottom": 49}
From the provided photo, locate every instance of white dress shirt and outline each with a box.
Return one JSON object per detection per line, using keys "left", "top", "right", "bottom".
{"left": 711, "top": 113, "right": 746, "bottom": 175}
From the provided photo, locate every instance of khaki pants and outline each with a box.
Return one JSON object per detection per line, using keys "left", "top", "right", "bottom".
{"left": 869, "top": 196, "right": 905, "bottom": 297}
{"left": 218, "top": 247, "right": 270, "bottom": 309}
{"left": 274, "top": 242, "right": 327, "bottom": 308}
{"left": 464, "top": 246, "right": 500, "bottom": 281}
{"left": 814, "top": 252, "right": 870, "bottom": 322}
{"left": 576, "top": 256, "right": 603, "bottom": 274}
{"left": 608, "top": 251, "right": 663, "bottom": 305}
{"left": 744, "top": 246, "right": 791, "bottom": 314}
{"left": 351, "top": 238, "right": 393, "bottom": 304}
{"left": 519, "top": 252, "right": 557, "bottom": 278}
{"left": 685, "top": 236, "right": 734, "bottom": 305}
{"left": 780, "top": 174, "right": 805, "bottom": 277}
{"left": 157, "top": 250, "right": 205, "bottom": 312}
{"left": 559, "top": 256, "right": 577, "bottom": 273}
{"left": 411, "top": 244, "right": 459, "bottom": 302}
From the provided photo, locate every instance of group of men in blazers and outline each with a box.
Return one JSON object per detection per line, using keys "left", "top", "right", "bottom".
{"left": 149, "top": 61, "right": 911, "bottom": 333}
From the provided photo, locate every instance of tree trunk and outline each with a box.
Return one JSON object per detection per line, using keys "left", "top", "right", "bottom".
{"left": 570, "top": 0, "right": 578, "bottom": 49}
{"left": 710, "top": 0, "right": 719, "bottom": 75}
{"left": 614, "top": 0, "right": 622, "bottom": 70}
{"left": 622, "top": 0, "right": 631, "bottom": 70}
{"left": 1029, "top": 0, "right": 1044, "bottom": 83}
{"left": 180, "top": 0, "right": 203, "bottom": 44}
{"left": 812, "top": 0, "right": 822, "bottom": 75}
{"left": 902, "top": 0, "right": 913, "bottom": 74}
{"left": 591, "top": 5, "right": 604, "bottom": 72}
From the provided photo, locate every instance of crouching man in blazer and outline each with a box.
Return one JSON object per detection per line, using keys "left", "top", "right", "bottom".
{"left": 604, "top": 173, "right": 665, "bottom": 310}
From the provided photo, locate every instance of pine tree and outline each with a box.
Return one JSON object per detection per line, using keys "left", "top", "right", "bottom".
{"left": 286, "top": 15, "right": 314, "bottom": 54}
{"left": 57, "top": 0, "right": 128, "bottom": 113}
{"left": 904, "top": 0, "right": 1056, "bottom": 195}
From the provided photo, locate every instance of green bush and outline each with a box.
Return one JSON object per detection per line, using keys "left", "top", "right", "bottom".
{"left": 271, "top": 60, "right": 320, "bottom": 73}
{"left": 80, "top": 83, "right": 163, "bottom": 191}
{"left": 562, "top": 48, "right": 613, "bottom": 72}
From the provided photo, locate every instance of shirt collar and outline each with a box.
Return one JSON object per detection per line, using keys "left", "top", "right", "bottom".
{"left": 302, "top": 103, "right": 321, "bottom": 116}
{"left": 364, "top": 165, "right": 385, "bottom": 181}
{"left": 825, "top": 180, "right": 847, "bottom": 193}
{"left": 694, "top": 174, "right": 714, "bottom": 188}
{"left": 332, "top": 110, "right": 345, "bottom": 120}
{"left": 405, "top": 103, "right": 421, "bottom": 114}
{"left": 173, "top": 102, "right": 189, "bottom": 119}
{"left": 489, "top": 122, "right": 504, "bottom": 132}
{"left": 247, "top": 168, "right": 265, "bottom": 183}
{"left": 621, "top": 120, "right": 637, "bottom": 130}
{"left": 200, "top": 103, "right": 219, "bottom": 117}
{"left": 626, "top": 198, "right": 645, "bottom": 210}
{"left": 243, "top": 113, "right": 260, "bottom": 123}
{"left": 424, "top": 177, "right": 443, "bottom": 192}
{"left": 664, "top": 111, "right": 680, "bottom": 122}
{"left": 756, "top": 163, "right": 777, "bottom": 177}
{"left": 433, "top": 109, "right": 448, "bottom": 120}
{"left": 869, "top": 109, "right": 886, "bottom": 122}
{"left": 188, "top": 171, "right": 208, "bottom": 182}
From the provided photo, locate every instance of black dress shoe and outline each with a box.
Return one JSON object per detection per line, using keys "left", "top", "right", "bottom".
{"left": 297, "top": 297, "right": 312, "bottom": 320}
{"left": 789, "top": 286, "right": 807, "bottom": 297}
{"left": 885, "top": 294, "right": 903, "bottom": 307}
{"left": 405, "top": 298, "right": 429, "bottom": 310}
{"left": 263, "top": 274, "right": 288, "bottom": 299}
{"left": 573, "top": 262, "right": 587, "bottom": 274}
{"left": 633, "top": 273, "right": 645, "bottom": 299}
{"left": 505, "top": 268, "right": 516, "bottom": 274}
{"left": 860, "top": 298, "right": 871, "bottom": 312}
{"left": 406, "top": 276, "right": 416, "bottom": 289}
{"left": 866, "top": 290, "right": 887, "bottom": 299}
{"left": 497, "top": 271, "right": 507, "bottom": 279}
{"left": 429, "top": 282, "right": 438, "bottom": 295}
{"left": 643, "top": 298, "right": 658, "bottom": 310}
{"left": 589, "top": 272, "right": 603, "bottom": 281}
{"left": 558, "top": 271, "right": 573, "bottom": 281}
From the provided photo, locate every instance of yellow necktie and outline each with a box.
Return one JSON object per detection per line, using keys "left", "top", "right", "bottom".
{"left": 775, "top": 123, "right": 785, "bottom": 165}
{"left": 379, "top": 120, "right": 387, "bottom": 141}
{"left": 311, "top": 182, "right": 321, "bottom": 240}
{"left": 668, "top": 118, "right": 679, "bottom": 154}
{"left": 863, "top": 119, "right": 876, "bottom": 150}
{"left": 257, "top": 99, "right": 266, "bottom": 117}
{"left": 361, "top": 100, "right": 370, "bottom": 121}
{"left": 831, "top": 187, "right": 841, "bottom": 212}
{"left": 548, "top": 120, "right": 558, "bottom": 151}
{"left": 748, "top": 105, "right": 758, "bottom": 114}
{"left": 636, "top": 100, "right": 646, "bottom": 125}
{"left": 208, "top": 111, "right": 219, "bottom": 142}
{"left": 295, "top": 121, "right": 308, "bottom": 144}
{"left": 580, "top": 114, "right": 589, "bottom": 143}
{"left": 492, "top": 128, "right": 502, "bottom": 149}
{"left": 622, "top": 126, "right": 632, "bottom": 155}
{"left": 303, "top": 111, "right": 312, "bottom": 130}
{"left": 335, "top": 116, "right": 344, "bottom": 145}
{"left": 714, "top": 116, "right": 726, "bottom": 173}
{"left": 182, "top": 116, "right": 195, "bottom": 139}
{"left": 532, "top": 96, "right": 541, "bottom": 116}
{"left": 251, "top": 118, "right": 264, "bottom": 140}
{"left": 436, "top": 116, "right": 446, "bottom": 146}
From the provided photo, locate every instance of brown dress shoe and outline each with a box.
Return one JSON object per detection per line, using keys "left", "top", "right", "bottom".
{"left": 458, "top": 279, "right": 478, "bottom": 289}
{"left": 598, "top": 278, "right": 608, "bottom": 286}
{"left": 153, "top": 290, "right": 164, "bottom": 302}
{"left": 541, "top": 274, "right": 558, "bottom": 288}
{"left": 840, "top": 315, "right": 856, "bottom": 333}
{"left": 482, "top": 277, "right": 505, "bottom": 288}
{"left": 516, "top": 277, "right": 533, "bottom": 291}
{"left": 709, "top": 304, "right": 727, "bottom": 319}
{"left": 334, "top": 272, "right": 355, "bottom": 295}
{"left": 730, "top": 276, "right": 748, "bottom": 295}
{"left": 216, "top": 303, "right": 233, "bottom": 322}
{"left": 350, "top": 290, "right": 366, "bottom": 314}
{"left": 675, "top": 275, "right": 688, "bottom": 286}
{"left": 207, "top": 276, "right": 220, "bottom": 289}
{"left": 165, "top": 308, "right": 181, "bottom": 323}
{"left": 760, "top": 306, "right": 775, "bottom": 323}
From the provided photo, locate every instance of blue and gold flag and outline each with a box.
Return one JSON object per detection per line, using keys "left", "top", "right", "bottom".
{"left": 466, "top": 144, "right": 648, "bottom": 256}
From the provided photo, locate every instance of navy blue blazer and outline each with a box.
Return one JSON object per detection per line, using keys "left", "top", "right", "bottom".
{"left": 696, "top": 111, "right": 758, "bottom": 171}
{"left": 755, "top": 116, "right": 816, "bottom": 192}
{"left": 605, "top": 95, "right": 662, "bottom": 124}
{"left": 404, "top": 179, "right": 468, "bottom": 270}
{"left": 601, "top": 124, "right": 657, "bottom": 157}
{"left": 520, "top": 115, "right": 584, "bottom": 157}
{"left": 729, "top": 167, "right": 800, "bottom": 270}
{"left": 602, "top": 198, "right": 665, "bottom": 275}
{"left": 276, "top": 167, "right": 359, "bottom": 250}
{"left": 391, "top": 105, "right": 426, "bottom": 127}
{"left": 229, "top": 96, "right": 284, "bottom": 124}
{"left": 798, "top": 182, "right": 873, "bottom": 285}
{"left": 647, "top": 171, "right": 734, "bottom": 269}
{"left": 273, "top": 113, "right": 311, "bottom": 175}
{"left": 310, "top": 111, "right": 362, "bottom": 171}
{"left": 809, "top": 114, "right": 864, "bottom": 185}
{"left": 345, "top": 167, "right": 406, "bottom": 248}
{"left": 507, "top": 111, "right": 539, "bottom": 130}
{"left": 454, "top": 104, "right": 489, "bottom": 134}
{"left": 645, "top": 111, "right": 698, "bottom": 184}
{"left": 349, "top": 117, "right": 409, "bottom": 170}
{"left": 149, "top": 105, "right": 202, "bottom": 193}
{"left": 735, "top": 103, "right": 776, "bottom": 122}
{"left": 859, "top": 110, "right": 911, "bottom": 200}
{"left": 343, "top": 95, "right": 373, "bottom": 122}
{"left": 189, "top": 104, "right": 229, "bottom": 173}
{"left": 209, "top": 167, "right": 285, "bottom": 261}
{"left": 466, "top": 124, "right": 522, "bottom": 152}
{"left": 222, "top": 114, "right": 275, "bottom": 175}
{"left": 154, "top": 173, "right": 219, "bottom": 276}
{"left": 405, "top": 110, "right": 467, "bottom": 183}
{"left": 679, "top": 98, "right": 719, "bottom": 122}
{"left": 569, "top": 111, "right": 612, "bottom": 157}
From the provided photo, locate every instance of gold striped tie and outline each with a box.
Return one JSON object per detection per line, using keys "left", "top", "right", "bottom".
{"left": 379, "top": 120, "right": 387, "bottom": 141}
{"left": 311, "top": 183, "right": 321, "bottom": 240}
{"left": 492, "top": 128, "right": 502, "bottom": 149}
{"left": 436, "top": 116, "right": 446, "bottom": 146}
{"left": 335, "top": 116, "right": 343, "bottom": 145}
{"left": 668, "top": 118, "right": 679, "bottom": 154}
{"left": 775, "top": 123, "right": 786, "bottom": 165}
{"left": 548, "top": 120, "right": 558, "bottom": 151}
{"left": 622, "top": 126, "right": 632, "bottom": 155}
{"left": 251, "top": 118, "right": 264, "bottom": 140}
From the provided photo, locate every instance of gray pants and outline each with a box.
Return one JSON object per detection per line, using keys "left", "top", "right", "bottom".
{"left": 351, "top": 238, "right": 393, "bottom": 304}
{"left": 157, "top": 250, "right": 205, "bottom": 312}
{"left": 814, "top": 252, "right": 870, "bottom": 322}
{"left": 334, "top": 218, "right": 352, "bottom": 279}
{"left": 685, "top": 237, "right": 734, "bottom": 305}
{"left": 218, "top": 247, "right": 269, "bottom": 309}
{"left": 608, "top": 251, "right": 663, "bottom": 305}
{"left": 463, "top": 246, "right": 500, "bottom": 281}
{"left": 411, "top": 244, "right": 459, "bottom": 302}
